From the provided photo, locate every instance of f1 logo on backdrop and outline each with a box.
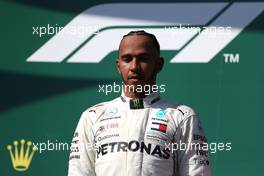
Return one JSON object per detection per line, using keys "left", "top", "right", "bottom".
{"left": 27, "top": 3, "right": 264, "bottom": 63}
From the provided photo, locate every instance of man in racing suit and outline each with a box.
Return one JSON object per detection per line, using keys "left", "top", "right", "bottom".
{"left": 68, "top": 31, "right": 211, "bottom": 176}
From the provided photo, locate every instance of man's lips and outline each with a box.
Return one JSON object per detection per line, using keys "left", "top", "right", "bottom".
{"left": 128, "top": 75, "right": 142, "bottom": 80}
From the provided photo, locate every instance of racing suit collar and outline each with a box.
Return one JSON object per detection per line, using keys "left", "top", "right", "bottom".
{"left": 121, "top": 91, "right": 160, "bottom": 109}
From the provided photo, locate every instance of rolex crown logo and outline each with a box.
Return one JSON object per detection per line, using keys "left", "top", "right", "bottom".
{"left": 7, "top": 139, "right": 37, "bottom": 171}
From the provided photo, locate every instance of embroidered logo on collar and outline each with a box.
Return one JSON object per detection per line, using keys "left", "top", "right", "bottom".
{"left": 130, "top": 99, "right": 144, "bottom": 109}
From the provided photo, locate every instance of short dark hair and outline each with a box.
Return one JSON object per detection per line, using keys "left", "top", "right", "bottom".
{"left": 122, "top": 30, "right": 160, "bottom": 54}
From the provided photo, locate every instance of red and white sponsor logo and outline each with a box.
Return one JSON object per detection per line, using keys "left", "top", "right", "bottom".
{"left": 151, "top": 122, "right": 167, "bottom": 133}
{"left": 98, "top": 123, "right": 119, "bottom": 133}
{"left": 106, "top": 123, "right": 118, "bottom": 129}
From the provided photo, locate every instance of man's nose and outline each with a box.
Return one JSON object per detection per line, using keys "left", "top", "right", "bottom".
{"left": 130, "top": 57, "right": 140, "bottom": 71}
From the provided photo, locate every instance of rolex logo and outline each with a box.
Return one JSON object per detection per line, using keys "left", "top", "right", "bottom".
{"left": 7, "top": 139, "right": 37, "bottom": 171}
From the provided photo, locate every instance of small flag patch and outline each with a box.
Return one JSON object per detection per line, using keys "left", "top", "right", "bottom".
{"left": 151, "top": 122, "right": 167, "bottom": 133}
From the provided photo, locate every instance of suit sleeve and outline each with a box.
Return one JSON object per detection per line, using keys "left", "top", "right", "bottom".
{"left": 68, "top": 112, "right": 96, "bottom": 176}
{"left": 175, "top": 114, "right": 211, "bottom": 176}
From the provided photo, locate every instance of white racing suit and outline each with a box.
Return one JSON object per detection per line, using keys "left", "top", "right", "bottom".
{"left": 68, "top": 92, "right": 211, "bottom": 176}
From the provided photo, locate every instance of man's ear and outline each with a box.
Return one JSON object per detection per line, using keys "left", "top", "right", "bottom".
{"left": 156, "top": 57, "right": 164, "bottom": 73}
{"left": 116, "top": 59, "right": 121, "bottom": 74}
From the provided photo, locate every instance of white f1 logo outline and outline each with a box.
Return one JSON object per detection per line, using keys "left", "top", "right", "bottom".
{"left": 27, "top": 2, "right": 264, "bottom": 63}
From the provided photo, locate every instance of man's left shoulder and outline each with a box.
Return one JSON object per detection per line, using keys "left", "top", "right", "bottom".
{"left": 158, "top": 99, "right": 197, "bottom": 121}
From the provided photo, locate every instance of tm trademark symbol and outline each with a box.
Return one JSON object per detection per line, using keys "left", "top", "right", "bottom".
{"left": 223, "top": 53, "right": 240, "bottom": 63}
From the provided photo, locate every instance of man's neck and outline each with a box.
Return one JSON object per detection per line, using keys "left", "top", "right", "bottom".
{"left": 124, "top": 91, "right": 147, "bottom": 99}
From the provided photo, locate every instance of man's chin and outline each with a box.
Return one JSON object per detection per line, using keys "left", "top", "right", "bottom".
{"left": 126, "top": 79, "right": 145, "bottom": 86}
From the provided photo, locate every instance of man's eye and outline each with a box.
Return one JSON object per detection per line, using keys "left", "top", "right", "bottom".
{"left": 122, "top": 56, "right": 132, "bottom": 62}
{"left": 138, "top": 56, "right": 149, "bottom": 62}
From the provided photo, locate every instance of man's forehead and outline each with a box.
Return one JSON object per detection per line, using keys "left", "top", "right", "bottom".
{"left": 119, "top": 35, "right": 156, "bottom": 54}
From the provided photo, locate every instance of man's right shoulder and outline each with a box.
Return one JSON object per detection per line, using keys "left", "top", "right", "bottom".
{"left": 81, "top": 98, "right": 119, "bottom": 124}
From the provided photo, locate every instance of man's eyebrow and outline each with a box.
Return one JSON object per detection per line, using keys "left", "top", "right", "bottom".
{"left": 120, "top": 54, "right": 132, "bottom": 58}
{"left": 137, "top": 53, "right": 150, "bottom": 57}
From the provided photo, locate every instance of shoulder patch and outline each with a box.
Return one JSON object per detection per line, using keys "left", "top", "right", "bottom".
{"left": 177, "top": 108, "right": 185, "bottom": 116}
{"left": 88, "top": 109, "right": 96, "bottom": 113}
{"left": 176, "top": 105, "right": 196, "bottom": 118}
